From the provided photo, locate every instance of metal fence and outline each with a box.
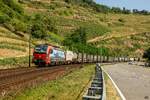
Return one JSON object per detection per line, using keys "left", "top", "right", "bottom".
{"left": 82, "top": 64, "right": 106, "bottom": 100}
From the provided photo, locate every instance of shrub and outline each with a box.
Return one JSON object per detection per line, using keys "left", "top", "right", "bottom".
{"left": 111, "top": 7, "right": 122, "bottom": 13}
{"left": 82, "top": 22, "right": 110, "bottom": 39}
{"left": 43, "top": 16, "right": 58, "bottom": 33}
{"left": 118, "top": 18, "right": 125, "bottom": 23}
{"left": 30, "top": 21, "right": 48, "bottom": 39}
{"left": 63, "top": 27, "right": 110, "bottom": 55}
{"left": 0, "top": 13, "right": 10, "bottom": 24}
{"left": 94, "top": 4, "right": 110, "bottom": 13}
{"left": 0, "top": 0, "right": 24, "bottom": 20}
{"left": 10, "top": 18, "right": 27, "bottom": 32}
{"left": 133, "top": 43, "right": 141, "bottom": 49}
{"left": 2, "top": 0, "right": 24, "bottom": 14}
{"left": 3, "top": 23, "right": 15, "bottom": 32}
{"left": 63, "top": 10, "right": 71, "bottom": 16}
{"left": 0, "top": 56, "right": 29, "bottom": 66}
{"left": 0, "top": 1, "right": 15, "bottom": 18}
{"left": 29, "top": 14, "right": 58, "bottom": 39}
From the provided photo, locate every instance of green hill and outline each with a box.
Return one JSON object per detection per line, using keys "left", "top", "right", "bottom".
{"left": 0, "top": 0, "right": 150, "bottom": 58}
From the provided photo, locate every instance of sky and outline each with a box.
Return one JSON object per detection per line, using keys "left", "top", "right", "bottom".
{"left": 95, "top": 0, "right": 150, "bottom": 11}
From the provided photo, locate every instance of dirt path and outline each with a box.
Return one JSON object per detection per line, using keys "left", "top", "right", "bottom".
{"left": 103, "top": 63, "right": 150, "bottom": 100}
{"left": 87, "top": 32, "right": 142, "bottom": 43}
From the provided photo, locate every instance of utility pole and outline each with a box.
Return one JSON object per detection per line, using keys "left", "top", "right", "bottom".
{"left": 101, "top": 45, "right": 103, "bottom": 63}
{"left": 29, "top": 33, "right": 31, "bottom": 67}
{"left": 97, "top": 49, "right": 98, "bottom": 63}
{"left": 29, "top": 25, "right": 32, "bottom": 67}
{"left": 82, "top": 51, "right": 84, "bottom": 65}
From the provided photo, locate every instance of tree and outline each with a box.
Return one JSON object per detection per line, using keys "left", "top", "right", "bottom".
{"left": 68, "top": 27, "right": 87, "bottom": 44}
{"left": 43, "top": 16, "right": 58, "bottom": 34}
{"left": 133, "top": 9, "right": 150, "bottom": 15}
{"left": 140, "top": 10, "right": 149, "bottom": 15}
{"left": 111, "top": 7, "right": 122, "bottom": 13}
{"left": 122, "top": 7, "right": 131, "bottom": 14}
{"left": 30, "top": 21, "right": 48, "bottom": 39}
{"left": 65, "top": 0, "right": 94, "bottom": 4}
{"left": 2, "top": 0, "right": 24, "bottom": 14}
{"left": 76, "top": 27, "right": 87, "bottom": 44}
{"left": 63, "top": 27, "right": 87, "bottom": 52}
{"left": 29, "top": 14, "right": 58, "bottom": 39}
{"left": 143, "top": 48, "right": 150, "bottom": 61}
{"left": 133, "top": 9, "right": 139, "bottom": 14}
{"left": 0, "top": 13, "right": 10, "bottom": 24}
{"left": 94, "top": 4, "right": 110, "bottom": 13}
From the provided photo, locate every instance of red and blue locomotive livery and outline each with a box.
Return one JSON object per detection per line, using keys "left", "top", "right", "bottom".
{"left": 32, "top": 44, "right": 65, "bottom": 66}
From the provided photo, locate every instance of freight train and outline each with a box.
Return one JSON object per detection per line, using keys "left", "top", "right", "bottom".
{"left": 32, "top": 44, "right": 129, "bottom": 66}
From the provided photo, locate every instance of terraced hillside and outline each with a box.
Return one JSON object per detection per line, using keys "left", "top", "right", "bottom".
{"left": 0, "top": 26, "right": 29, "bottom": 58}
{"left": 88, "top": 14, "right": 150, "bottom": 57}
{"left": 0, "top": 0, "right": 29, "bottom": 59}
{"left": 20, "top": 0, "right": 150, "bottom": 57}
{"left": 0, "top": 0, "right": 150, "bottom": 59}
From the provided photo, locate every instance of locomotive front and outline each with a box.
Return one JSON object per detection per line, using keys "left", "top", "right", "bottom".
{"left": 32, "top": 44, "right": 51, "bottom": 66}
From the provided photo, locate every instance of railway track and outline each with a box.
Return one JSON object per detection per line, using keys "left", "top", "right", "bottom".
{"left": 0, "top": 64, "right": 82, "bottom": 96}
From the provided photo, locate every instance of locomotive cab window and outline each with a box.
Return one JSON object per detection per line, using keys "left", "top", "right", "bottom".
{"left": 34, "top": 45, "right": 48, "bottom": 54}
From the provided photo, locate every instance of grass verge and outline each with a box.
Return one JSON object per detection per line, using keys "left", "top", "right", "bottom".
{"left": 0, "top": 56, "right": 29, "bottom": 66}
{"left": 104, "top": 72, "right": 121, "bottom": 100}
{"left": 2, "top": 64, "right": 95, "bottom": 100}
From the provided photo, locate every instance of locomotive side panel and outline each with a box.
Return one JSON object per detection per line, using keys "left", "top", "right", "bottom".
{"left": 50, "top": 48, "right": 65, "bottom": 65}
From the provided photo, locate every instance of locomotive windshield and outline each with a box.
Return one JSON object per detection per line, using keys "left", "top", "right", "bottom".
{"left": 34, "top": 45, "right": 48, "bottom": 53}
